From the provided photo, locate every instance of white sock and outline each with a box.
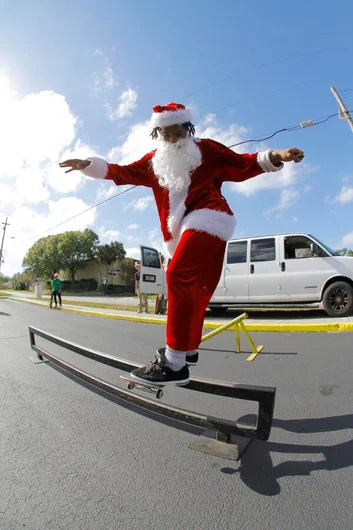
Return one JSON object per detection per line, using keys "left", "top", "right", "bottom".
{"left": 165, "top": 346, "right": 186, "bottom": 371}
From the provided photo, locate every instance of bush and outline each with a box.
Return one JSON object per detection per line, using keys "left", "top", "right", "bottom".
{"left": 15, "top": 282, "right": 27, "bottom": 290}
{"left": 60, "top": 278, "right": 98, "bottom": 292}
{"left": 105, "top": 284, "right": 134, "bottom": 295}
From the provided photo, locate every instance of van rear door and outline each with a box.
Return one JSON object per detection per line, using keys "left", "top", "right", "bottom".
{"left": 139, "top": 246, "right": 164, "bottom": 295}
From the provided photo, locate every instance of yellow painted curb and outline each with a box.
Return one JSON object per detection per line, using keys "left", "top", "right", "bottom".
{"left": 6, "top": 296, "right": 353, "bottom": 332}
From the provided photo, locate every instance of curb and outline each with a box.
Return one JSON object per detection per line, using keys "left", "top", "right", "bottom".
{"left": 5, "top": 296, "right": 353, "bottom": 333}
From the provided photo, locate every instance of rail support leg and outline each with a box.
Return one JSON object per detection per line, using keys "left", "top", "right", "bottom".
{"left": 189, "top": 430, "right": 252, "bottom": 461}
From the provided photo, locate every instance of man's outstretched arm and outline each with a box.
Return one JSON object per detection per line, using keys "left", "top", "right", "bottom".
{"left": 59, "top": 152, "right": 154, "bottom": 188}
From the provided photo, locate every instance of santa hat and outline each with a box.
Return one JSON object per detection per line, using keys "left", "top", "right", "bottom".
{"left": 151, "top": 102, "right": 192, "bottom": 129}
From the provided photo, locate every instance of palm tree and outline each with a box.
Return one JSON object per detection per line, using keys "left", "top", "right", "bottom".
{"left": 96, "top": 242, "right": 126, "bottom": 291}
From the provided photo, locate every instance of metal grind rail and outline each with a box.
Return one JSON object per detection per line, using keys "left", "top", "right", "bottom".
{"left": 29, "top": 326, "right": 276, "bottom": 458}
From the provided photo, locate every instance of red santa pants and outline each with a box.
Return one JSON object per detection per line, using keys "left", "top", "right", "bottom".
{"left": 166, "top": 229, "right": 226, "bottom": 351}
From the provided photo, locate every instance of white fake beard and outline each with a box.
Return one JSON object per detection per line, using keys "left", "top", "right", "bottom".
{"left": 152, "top": 136, "right": 202, "bottom": 191}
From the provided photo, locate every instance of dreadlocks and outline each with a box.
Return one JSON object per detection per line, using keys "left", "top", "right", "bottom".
{"left": 150, "top": 121, "right": 196, "bottom": 140}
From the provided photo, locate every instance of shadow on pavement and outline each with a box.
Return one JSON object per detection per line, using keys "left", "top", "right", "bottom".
{"left": 220, "top": 413, "right": 353, "bottom": 496}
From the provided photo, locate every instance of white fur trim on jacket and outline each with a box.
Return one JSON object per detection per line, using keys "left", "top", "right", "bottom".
{"left": 151, "top": 108, "right": 193, "bottom": 129}
{"left": 167, "top": 187, "right": 188, "bottom": 237}
{"left": 81, "top": 156, "right": 108, "bottom": 179}
{"left": 180, "top": 209, "right": 236, "bottom": 241}
{"left": 163, "top": 239, "right": 180, "bottom": 260}
{"left": 257, "top": 150, "right": 284, "bottom": 173}
{"left": 163, "top": 209, "right": 236, "bottom": 259}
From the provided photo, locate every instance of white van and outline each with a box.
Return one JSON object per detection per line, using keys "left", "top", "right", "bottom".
{"left": 139, "top": 233, "right": 353, "bottom": 318}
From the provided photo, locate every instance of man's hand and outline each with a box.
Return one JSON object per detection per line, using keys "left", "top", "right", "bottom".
{"left": 270, "top": 148, "right": 304, "bottom": 166}
{"left": 59, "top": 159, "right": 91, "bottom": 173}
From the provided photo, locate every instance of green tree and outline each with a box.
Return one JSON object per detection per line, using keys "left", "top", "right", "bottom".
{"left": 120, "top": 257, "right": 136, "bottom": 289}
{"left": 96, "top": 241, "right": 126, "bottom": 287}
{"left": 23, "top": 229, "right": 99, "bottom": 281}
{"left": 22, "top": 235, "right": 59, "bottom": 278}
{"left": 56, "top": 229, "right": 99, "bottom": 281}
{"left": 0, "top": 273, "right": 11, "bottom": 288}
{"left": 336, "top": 248, "right": 353, "bottom": 256}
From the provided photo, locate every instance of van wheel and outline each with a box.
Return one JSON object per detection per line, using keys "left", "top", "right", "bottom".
{"left": 209, "top": 307, "right": 228, "bottom": 316}
{"left": 322, "top": 281, "right": 353, "bottom": 317}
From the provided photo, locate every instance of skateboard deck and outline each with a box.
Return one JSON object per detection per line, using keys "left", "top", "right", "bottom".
{"left": 120, "top": 375, "right": 164, "bottom": 399}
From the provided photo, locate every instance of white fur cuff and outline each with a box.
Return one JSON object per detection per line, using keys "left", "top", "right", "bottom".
{"left": 81, "top": 156, "right": 108, "bottom": 179}
{"left": 257, "top": 150, "right": 284, "bottom": 173}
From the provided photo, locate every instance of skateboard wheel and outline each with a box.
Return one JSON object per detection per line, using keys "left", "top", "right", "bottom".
{"left": 156, "top": 389, "right": 163, "bottom": 399}
{"left": 127, "top": 382, "right": 134, "bottom": 390}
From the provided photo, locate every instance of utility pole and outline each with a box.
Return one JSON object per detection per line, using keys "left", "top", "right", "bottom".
{"left": 0, "top": 217, "right": 10, "bottom": 274}
{"left": 330, "top": 86, "right": 353, "bottom": 133}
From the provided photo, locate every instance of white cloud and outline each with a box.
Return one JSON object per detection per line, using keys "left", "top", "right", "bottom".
{"left": 98, "top": 228, "right": 121, "bottom": 243}
{"left": 196, "top": 113, "right": 249, "bottom": 150}
{"left": 0, "top": 80, "right": 77, "bottom": 182}
{"left": 335, "top": 185, "right": 353, "bottom": 204}
{"left": 265, "top": 188, "right": 300, "bottom": 215}
{"left": 106, "top": 89, "right": 138, "bottom": 120}
{"left": 127, "top": 223, "right": 139, "bottom": 230}
{"left": 124, "top": 196, "right": 153, "bottom": 211}
{"left": 1, "top": 198, "right": 96, "bottom": 276}
{"left": 0, "top": 76, "right": 102, "bottom": 276}
{"left": 108, "top": 119, "right": 155, "bottom": 164}
{"left": 292, "top": 216, "right": 299, "bottom": 222}
{"left": 96, "top": 184, "right": 117, "bottom": 201}
{"left": 146, "top": 228, "right": 163, "bottom": 252}
{"left": 231, "top": 162, "right": 298, "bottom": 197}
{"left": 341, "top": 232, "right": 353, "bottom": 247}
{"left": 92, "top": 53, "right": 117, "bottom": 91}
{"left": 125, "top": 247, "right": 140, "bottom": 260}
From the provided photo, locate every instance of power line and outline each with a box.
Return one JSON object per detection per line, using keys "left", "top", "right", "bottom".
{"left": 8, "top": 107, "right": 352, "bottom": 249}
{"left": 229, "top": 110, "right": 350, "bottom": 148}
{"left": 13, "top": 185, "right": 136, "bottom": 247}
{"left": 185, "top": 44, "right": 353, "bottom": 99}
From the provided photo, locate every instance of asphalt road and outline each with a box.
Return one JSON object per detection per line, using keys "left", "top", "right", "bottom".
{"left": 1, "top": 298, "right": 352, "bottom": 530}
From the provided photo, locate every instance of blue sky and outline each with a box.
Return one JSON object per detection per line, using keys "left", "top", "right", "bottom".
{"left": 1, "top": 0, "right": 353, "bottom": 275}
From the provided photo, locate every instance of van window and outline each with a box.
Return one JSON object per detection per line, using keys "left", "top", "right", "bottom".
{"left": 251, "top": 238, "right": 276, "bottom": 262}
{"left": 227, "top": 241, "right": 247, "bottom": 264}
{"left": 284, "top": 236, "right": 328, "bottom": 259}
{"left": 141, "top": 247, "right": 161, "bottom": 268}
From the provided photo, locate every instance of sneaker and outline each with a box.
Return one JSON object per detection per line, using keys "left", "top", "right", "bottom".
{"left": 157, "top": 347, "right": 199, "bottom": 366}
{"left": 186, "top": 350, "right": 199, "bottom": 366}
{"left": 137, "top": 310, "right": 142, "bottom": 314}
{"left": 130, "top": 350, "right": 190, "bottom": 386}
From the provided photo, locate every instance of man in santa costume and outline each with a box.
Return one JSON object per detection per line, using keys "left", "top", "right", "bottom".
{"left": 60, "top": 102, "right": 304, "bottom": 386}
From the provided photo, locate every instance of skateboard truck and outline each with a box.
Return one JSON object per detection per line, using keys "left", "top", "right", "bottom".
{"left": 120, "top": 375, "right": 164, "bottom": 399}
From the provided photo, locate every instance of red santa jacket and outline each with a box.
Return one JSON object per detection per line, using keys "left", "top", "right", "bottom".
{"left": 82, "top": 138, "right": 283, "bottom": 258}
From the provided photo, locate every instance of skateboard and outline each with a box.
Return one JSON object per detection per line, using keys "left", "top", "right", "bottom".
{"left": 120, "top": 375, "right": 164, "bottom": 399}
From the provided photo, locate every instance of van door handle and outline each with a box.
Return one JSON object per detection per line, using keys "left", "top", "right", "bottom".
{"left": 281, "top": 262, "right": 286, "bottom": 272}
{"left": 250, "top": 264, "right": 254, "bottom": 274}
